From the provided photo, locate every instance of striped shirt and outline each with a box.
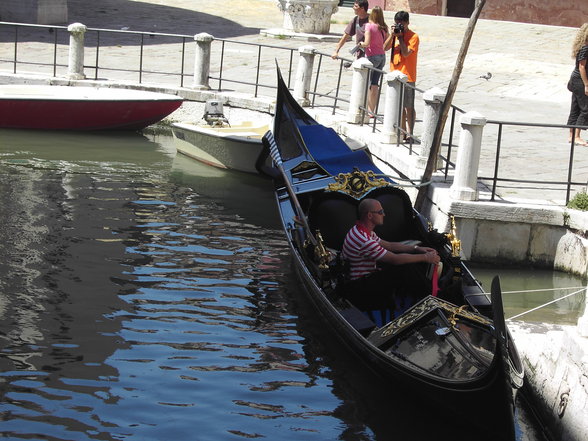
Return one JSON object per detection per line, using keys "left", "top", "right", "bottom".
{"left": 342, "top": 223, "right": 387, "bottom": 280}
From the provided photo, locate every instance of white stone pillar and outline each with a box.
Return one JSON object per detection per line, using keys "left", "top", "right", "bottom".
{"left": 193, "top": 32, "right": 213, "bottom": 90}
{"left": 450, "top": 111, "right": 487, "bottom": 201}
{"left": 293, "top": 45, "right": 316, "bottom": 107}
{"left": 277, "top": 0, "right": 339, "bottom": 34}
{"left": 381, "top": 71, "right": 407, "bottom": 144}
{"left": 347, "top": 57, "right": 372, "bottom": 124}
{"left": 418, "top": 87, "right": 446, "bottom": 168}
{"left": 67, "top": 23, "right": 86, "bottom": 80}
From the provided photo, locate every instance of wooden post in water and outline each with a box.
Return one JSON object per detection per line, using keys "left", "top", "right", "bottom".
{"left": 414, "top": 0, "right": 486, "bottom": 211}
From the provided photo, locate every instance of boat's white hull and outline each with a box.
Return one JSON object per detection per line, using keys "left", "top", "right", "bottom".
{"left": 172, "top": 121, "right": 267, "bottom": 174}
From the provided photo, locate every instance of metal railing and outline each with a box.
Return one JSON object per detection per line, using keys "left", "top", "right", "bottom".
{"left": 1, "top": 21, "right": 588, "bottom": 205}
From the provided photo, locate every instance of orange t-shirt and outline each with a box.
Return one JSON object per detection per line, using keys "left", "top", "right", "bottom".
{"left": 390, "top": 29, "right": 419, "bottom": 83}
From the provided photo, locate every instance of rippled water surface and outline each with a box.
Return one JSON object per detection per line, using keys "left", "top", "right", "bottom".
{"left": 0, "top": 129, "right": 581, "bottom": 440}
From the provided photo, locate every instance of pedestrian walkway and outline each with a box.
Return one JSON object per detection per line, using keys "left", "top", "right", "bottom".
{"left": 0, "top": 0, "right": 586, "bottom": 205}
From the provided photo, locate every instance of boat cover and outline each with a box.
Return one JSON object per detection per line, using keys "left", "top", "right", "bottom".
{"left": 298, "top": 125, "right": 384, "bottom": 176}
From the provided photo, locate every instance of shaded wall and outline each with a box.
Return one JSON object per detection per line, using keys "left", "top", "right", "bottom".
{"left": 0, "top": 0, "right": 68, "bottom": 25}
{"left": 381, "top": 0, "right": 587, "bottom": 28}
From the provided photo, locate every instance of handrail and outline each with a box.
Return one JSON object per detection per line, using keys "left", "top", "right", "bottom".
{"left": 2, "top": 21, "right": 588, "bottom": 206}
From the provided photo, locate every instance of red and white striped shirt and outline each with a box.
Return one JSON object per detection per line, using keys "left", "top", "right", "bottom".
{"left": 342, "top": 223, "right": 387, "bottom": 280}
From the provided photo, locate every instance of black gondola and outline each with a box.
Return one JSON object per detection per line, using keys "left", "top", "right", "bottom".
{"left": 257, "top": 68, "right": 524, "bottom": 440}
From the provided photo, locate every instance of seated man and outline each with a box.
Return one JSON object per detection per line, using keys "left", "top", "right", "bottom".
{"left": 341, "top": 198, "right": 440, "bottom": 313}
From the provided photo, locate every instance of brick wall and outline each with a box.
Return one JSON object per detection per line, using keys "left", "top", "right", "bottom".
{"left": 380, "top": 0, "right": 587, "bottom": 28}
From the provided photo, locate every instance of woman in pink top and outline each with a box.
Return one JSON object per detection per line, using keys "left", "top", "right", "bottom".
{"left": 358, "top": 6, "right": 388, "bottom": 115}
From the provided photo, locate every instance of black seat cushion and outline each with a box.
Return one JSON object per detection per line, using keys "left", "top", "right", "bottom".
{"left": 308, "top": 193, "right": 357, "bottom": 250}
{"left": 308, "top": 187, "right": 416, "bottom": 251}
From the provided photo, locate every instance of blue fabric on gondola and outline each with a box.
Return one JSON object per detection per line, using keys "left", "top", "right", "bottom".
{"left": 365, "top": 309, "right": 392, "bottom": 327}
{"left": 298, "top": 125, "right": 383, "bottom": 176}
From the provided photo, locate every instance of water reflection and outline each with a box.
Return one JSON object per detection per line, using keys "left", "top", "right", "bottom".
{"left": 0, "top": 129, "right": 559, "bottom": 440}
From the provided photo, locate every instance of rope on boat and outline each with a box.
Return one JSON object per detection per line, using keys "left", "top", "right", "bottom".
{"left": 471, "top": 285, "right": 586, "bottom": 297}
{"left": 377, "top": 175, "right": 433, "bottom": 188}
{"left": 505, "top": 286, "right": 587, "bottom": 321}
{"left": 500, "top": 286, "right": 586, "bottom": 295}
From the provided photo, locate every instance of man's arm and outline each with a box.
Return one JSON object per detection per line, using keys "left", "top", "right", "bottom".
{"left": 378, "top": 248, "right": 439, "bottom": 266}
{"left": 397, "top": 34, "right": 413, "bottom": 58}
{"left": 332, "top": 33, "right": 351, "bottom": 59}
{"left": 379, "top": 239, "right": 434, "bottom": 254}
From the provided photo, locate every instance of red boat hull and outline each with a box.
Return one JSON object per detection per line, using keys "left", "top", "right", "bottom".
{"left": 0, "top": 86, "right": 183, "bottom": 131}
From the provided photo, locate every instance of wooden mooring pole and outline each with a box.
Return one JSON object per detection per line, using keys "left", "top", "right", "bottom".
{"left": 414, "top": 0, "right": 486, "bottom": 211}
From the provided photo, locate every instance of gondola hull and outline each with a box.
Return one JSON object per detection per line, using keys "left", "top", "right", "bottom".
{"left": 262, "top": 67, "right": 523, "bottom": 440}
{"left": 276, "top": 192, "right": 517, "bottom": 437}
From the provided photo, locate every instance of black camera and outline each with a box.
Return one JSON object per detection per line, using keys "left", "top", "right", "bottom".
{"left": 393, "top": 23, "right": 404, "bottom": 34}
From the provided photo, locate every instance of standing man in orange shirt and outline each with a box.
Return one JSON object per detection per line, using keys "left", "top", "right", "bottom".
{"left": 385, "top": 11, "right": 419, "bottom": 142}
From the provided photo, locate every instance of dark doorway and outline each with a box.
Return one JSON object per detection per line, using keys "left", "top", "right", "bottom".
{"left": 447, "top": 0, "right": 475, "bottom": 18}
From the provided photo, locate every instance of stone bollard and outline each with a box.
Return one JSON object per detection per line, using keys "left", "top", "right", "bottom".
{"left": 450, "top": 111, "right": 487, "bottom": 201}
{"left": 381, "top": 71, "right": 407, "bottom": 144}
{"left": 67, "top": 23, "right": 87, "bottom": 80}
{"left": 293, "top": 45, "right": 316, "bottom": 107}
{"left": 419, "top": 87, "right": 446, "bottom": 168}
{"left": 193, "top": 32, "right": 213, "bottom": 90}
{"left": 347, "top": 57, "right": 372, "bottom": 124}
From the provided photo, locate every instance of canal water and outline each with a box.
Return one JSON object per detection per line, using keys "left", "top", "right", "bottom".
{"left": 0, "top": 129, "right": 584, "bottom": 440}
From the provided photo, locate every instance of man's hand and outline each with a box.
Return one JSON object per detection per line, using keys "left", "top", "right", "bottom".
{"left": 424, "top": 251, "right": 440, "bottom": 265}
{"left": 415, "top": 246, "right": 436, "bottom": 254}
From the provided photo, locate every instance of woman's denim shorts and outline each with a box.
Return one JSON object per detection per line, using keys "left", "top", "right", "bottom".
{"left": 367, "top": 54, "right": 386, "bottom": 86}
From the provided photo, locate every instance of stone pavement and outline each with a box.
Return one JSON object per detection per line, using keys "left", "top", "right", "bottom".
{"left": 0, "top": 0, "right": 586, "bottom": 205}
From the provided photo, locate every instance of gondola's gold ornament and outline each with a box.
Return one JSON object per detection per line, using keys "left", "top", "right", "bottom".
{"left": 327, "top": 169, "right": 389, "bottom": 199}
{"left": 379, "top": 296, "right": 491, "bottom": 338}
{"left": 449, "top": 305, "right": 468, "bottom": 327}
{"left": 446, "top": 215, "right": 462, "bottom": 258}
{"left": 314, "top": 230, "right": 331, "bottom": 270}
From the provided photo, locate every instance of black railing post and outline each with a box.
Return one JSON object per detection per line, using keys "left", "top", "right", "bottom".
{"left": 13, "top": 26, "right": 18, "bottom": 74}
{"left": 333, "top": 61, "right": 344, "bottom": 115}
{"left": 445, "top": 106, "right": 457, "bottom": 179}
{"left": 218, "top": 40, "right": 226, "bottom": 91}
{"left": 254, "top": 45, "right": 262, "bottom": 97}
{"left": 491, "top": 123, "right": 503, "bottom": 201}
{"left": 397, "top": 82, "right": 404, "bottom": 148}
{"left": 53, "top": 27, "right": 58, "bottom": 77}
{"left": 94, "top": 30, "right": 100, "bottom": 80}
{"left": 567, "top": 136, "right": 576, "bottom": 205}
{"left": 287, "top": 50, "right": 294, "bottom": 88}
{"left": 139, "top": 33, "right": 144, "bottom": 83}
{"left": 312, "top": 54, "right": 322, "bottom": 107}
{"left": 180, "top": 37, "right": 186, "bottom": 87}
{"left": 370, "top": 72, "right": 384, "bottom": 132}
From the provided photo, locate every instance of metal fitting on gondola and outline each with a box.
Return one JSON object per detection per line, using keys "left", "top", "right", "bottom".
{"left": 314, "top": 230, "right": 331, "bottom": 270}
{"left": 446, "top": 215, "right": 462, "bottom": 258}
{"left": 449, "top": 305, "right": 468, "bottom": 327}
